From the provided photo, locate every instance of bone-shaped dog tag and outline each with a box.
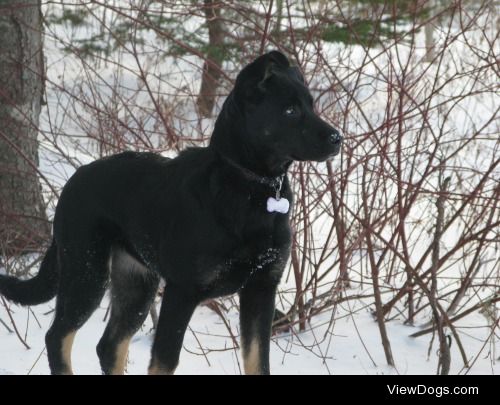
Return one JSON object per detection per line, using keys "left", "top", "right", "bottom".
{"left": 266, "top": 197, "right": 290, "bottom": 214}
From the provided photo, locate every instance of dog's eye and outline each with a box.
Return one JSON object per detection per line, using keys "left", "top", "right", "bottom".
{"left": 284, "top": 106, "right": 298, "bottom": 117}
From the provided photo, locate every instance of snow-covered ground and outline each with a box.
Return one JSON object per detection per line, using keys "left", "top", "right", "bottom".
{"left": 1, "top": 292, "right": 498, "bottom": 375}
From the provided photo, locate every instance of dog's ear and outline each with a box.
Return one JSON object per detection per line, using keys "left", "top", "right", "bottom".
{"left": 234, "top": 50, "right": 290, "bottom": 105}
{"left": 256, "top": 51, "right": 291, "bottom": 91}
{"left": 258, "top": 54, "right": 289, "bottom": 89}
{"left": 290, "top": 66, "right": 305, "bottom": 84}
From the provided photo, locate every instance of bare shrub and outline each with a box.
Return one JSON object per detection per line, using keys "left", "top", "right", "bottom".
{"left": 1, "top": 0, "right": 498, "bottom": 374}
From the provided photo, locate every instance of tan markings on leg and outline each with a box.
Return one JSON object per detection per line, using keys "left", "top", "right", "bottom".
{"left": 61, "top": 331, "right": 76, "bottom": 375}
{"left": 109, "top": 337, "right": 131, "bottom": 375}
{"left": 243, "top": 339, "right": 261, "bottom": 375}
{"left": 148, "top": 358, "right": 176, "bottom": 375}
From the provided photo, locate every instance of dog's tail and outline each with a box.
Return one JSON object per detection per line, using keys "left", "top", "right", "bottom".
{"left": 0, "top": 240, "right": 59, "bottom": 306}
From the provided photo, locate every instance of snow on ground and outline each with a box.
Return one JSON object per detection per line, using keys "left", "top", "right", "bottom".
{"left": 1, "top": 291, "right": 498, "bottom": 375}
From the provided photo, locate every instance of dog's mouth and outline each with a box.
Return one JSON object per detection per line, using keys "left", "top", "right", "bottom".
{"left": 290, "top": 154, "right": 304, "bottom": 162}
{"left": 324, "top": 147, "right": 342, "bottom": 161}
{"left": 290, "top": 146, "right": 341, "bottom": 163}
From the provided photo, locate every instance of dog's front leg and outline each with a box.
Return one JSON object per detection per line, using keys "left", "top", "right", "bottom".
{"left": 148, "top": 285, "right": 198, "bottom": 375}
{"left": 239, "top": 278, "right": 278, "bottom": 375}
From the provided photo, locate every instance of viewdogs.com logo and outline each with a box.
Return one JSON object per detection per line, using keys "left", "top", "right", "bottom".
{"left": 387, "top": 385, "right": 478, "bottom": 398}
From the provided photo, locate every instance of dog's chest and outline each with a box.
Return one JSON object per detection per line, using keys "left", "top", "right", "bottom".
{"left": 197, "top": 243, "right": 285, "bottom": 297}
{"left": 177, "top": 186, "right": 292, "bottom": 297}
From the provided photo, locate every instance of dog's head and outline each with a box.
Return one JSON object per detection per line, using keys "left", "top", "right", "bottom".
{"left": 211, "top": 51, "right": 342, "bottom": 176}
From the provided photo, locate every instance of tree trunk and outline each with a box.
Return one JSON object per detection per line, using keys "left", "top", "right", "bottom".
{"left": 424, "top": 0, "right": 435, "bottom": 62}
{"left": 196, "top": 0, "right": 224, "bottom": 118}
{"left": 0, "top": 0, "right": 50, "bottom": 256}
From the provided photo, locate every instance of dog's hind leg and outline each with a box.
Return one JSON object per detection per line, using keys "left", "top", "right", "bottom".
{"left": 45, "top": 237, "right": 111, "bottom": 375}
{"left": 148, "top": 285, "right": 199, "bottom": 375}
{"left": 97, "top": 249, "right": 160, "bottom": 375}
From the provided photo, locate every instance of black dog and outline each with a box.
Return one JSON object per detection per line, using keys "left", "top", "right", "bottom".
{"left": 0, "top": 51, "right": 342, "bottom": 374}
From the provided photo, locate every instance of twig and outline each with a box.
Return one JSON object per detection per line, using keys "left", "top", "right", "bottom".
{"left": 1, "top": 296, "right": 30, "bottom": 350}
{"left": 430, "top": 174, "right": 451, "bottom": 375}
{"left": 410, "top": 295, "right": 500, "bottom": 338}
{"left": 0, "top": 316, "right": 14, "bottom": 333}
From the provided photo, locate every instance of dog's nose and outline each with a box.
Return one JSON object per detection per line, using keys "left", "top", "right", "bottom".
{"left": 329, "top": 130, "right": 343, "bottom": 144}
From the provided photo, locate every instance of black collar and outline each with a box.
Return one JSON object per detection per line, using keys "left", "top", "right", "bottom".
{"left": 219, "top": 155, "right": 286, "bottom": 198}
